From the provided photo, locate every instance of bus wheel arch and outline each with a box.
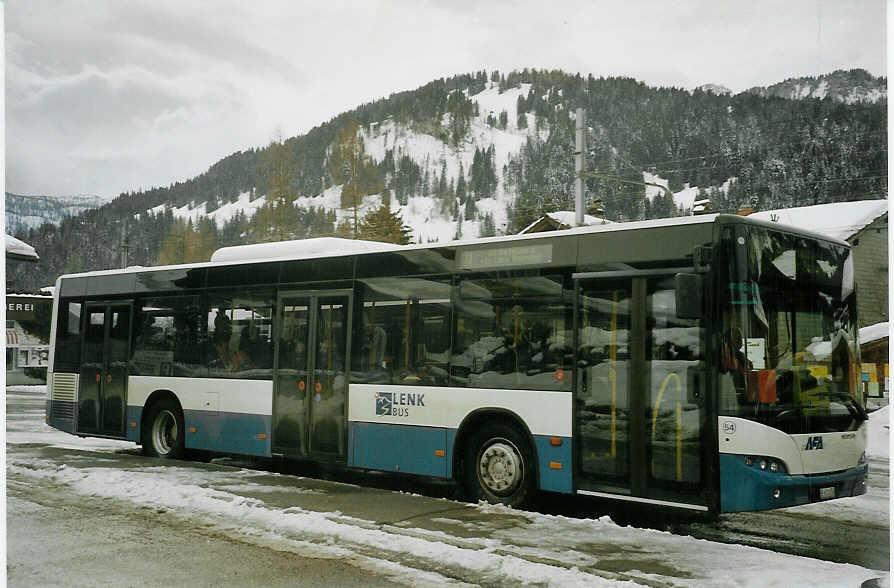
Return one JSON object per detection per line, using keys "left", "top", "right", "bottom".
{"left": 455, "top": 409, "right": 538, "bottom": 508}
{"left": 141, "top": 390, "right": 185, "bottom": 459}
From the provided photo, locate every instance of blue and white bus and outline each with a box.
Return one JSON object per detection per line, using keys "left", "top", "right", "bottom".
{"left": 46, "top": 214, "right": 868, "bottom": 513}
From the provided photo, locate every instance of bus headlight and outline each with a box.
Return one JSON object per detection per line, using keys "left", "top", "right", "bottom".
{"left": 743, "top": 455, "right": 787, "bottom": 474}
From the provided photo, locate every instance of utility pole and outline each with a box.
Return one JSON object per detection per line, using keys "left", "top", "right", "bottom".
{"left": 120, "top": 219, "right": 130, "bottom": 268}
{"left": 574, "top": 108, "right": 586, "bottom": 226}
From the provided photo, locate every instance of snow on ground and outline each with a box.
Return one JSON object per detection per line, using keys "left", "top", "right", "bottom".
{"left": 642, "top": 172, "right": 702, "bottom": 212}
{"left": 7, "top": 384, "right": 890, "bottom": 586}
{"left": 7, "top": 452, "right": 885, "bottom": 587}
{"left": 145, "top": 191, "right": 269, "bottom": 227}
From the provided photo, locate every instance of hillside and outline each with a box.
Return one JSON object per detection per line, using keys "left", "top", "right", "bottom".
{"left": 5, "top": 193, "right": 105, "bottom": 234}
{"left": 747, "top": 69, "right": 887, "bottom": 104}
{"left": 8, "top": 68, "right": 887, "bottom": 290}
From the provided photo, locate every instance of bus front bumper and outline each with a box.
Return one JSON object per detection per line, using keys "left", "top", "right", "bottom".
{"left": 719, "top": 453, "right": 868, "bottom": 513}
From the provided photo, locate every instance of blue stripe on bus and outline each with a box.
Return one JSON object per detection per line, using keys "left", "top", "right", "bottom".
{"left": 532, "top": 435, "right": 573, "bottom": 494}
{"left": 126, "top": 405, "right": 142, "bottom": 441}
{"left": 128, "top": 406, "right": 271, "bottom": 456}
{"left": 719, "top": 453, "right": 869, "bottom": 512}
{"left": 185, "top": 410, "right": 272, "bottom": 457}
{"left": 349, "top": 422, "right": 573, "bottom": 493}
{"left": 350, "top": 422, "right": 449, "bottom": 478}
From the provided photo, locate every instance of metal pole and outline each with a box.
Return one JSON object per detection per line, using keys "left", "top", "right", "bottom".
{"left": 574, "top": 108, "right": 586, "bottom": 226}
{"left": 120, "top": 219, "right": 130, "bottom": 268}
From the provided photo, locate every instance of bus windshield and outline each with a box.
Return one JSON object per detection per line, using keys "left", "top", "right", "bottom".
{"left": 719, "top": 225, "right": 866, "bottom": 434}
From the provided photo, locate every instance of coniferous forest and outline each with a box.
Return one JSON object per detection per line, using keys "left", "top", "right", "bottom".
{"left": 8, "top": 68, "right": 886, "bottom": 291}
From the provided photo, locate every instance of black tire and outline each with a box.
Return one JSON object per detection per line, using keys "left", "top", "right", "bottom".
{"left": 463, "top": 422, "right": 535, "bottom": 508}
{"left": 141, "top": 398, "right": 185, "bottom": 459}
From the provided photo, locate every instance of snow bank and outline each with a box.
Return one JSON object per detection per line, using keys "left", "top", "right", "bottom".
{"left": 868, "top": 405, "right": 890, "bottom": 459}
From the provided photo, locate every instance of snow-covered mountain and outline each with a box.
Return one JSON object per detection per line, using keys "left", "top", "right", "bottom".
{"left": 746, "top": 69, "right": 886, "bottom": 104}
{"left": 145, "top": 82, "right": 540, "bottom": 243}
{"left": 6, "top": 192, "right": 104, "bottom": 234}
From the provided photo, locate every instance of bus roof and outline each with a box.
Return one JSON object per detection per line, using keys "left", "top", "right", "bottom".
{"left": 54, "top": 212, "right": 849, "bottom": 283}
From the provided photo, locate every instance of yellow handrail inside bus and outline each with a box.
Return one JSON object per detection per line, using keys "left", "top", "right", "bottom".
{"left": 610, "top": 291, "right": 618, "bottom": 458}
{"left": 651, "top": 371, "right": 683, "bottom": 481}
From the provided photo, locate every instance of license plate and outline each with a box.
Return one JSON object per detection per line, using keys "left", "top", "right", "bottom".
{"left": 819, "top": 486, "right": 836, "bottom": 500}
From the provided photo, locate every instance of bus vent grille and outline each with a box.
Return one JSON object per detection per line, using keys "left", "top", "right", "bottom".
{"left": 51, "top": 401, "right": 75, "bottom": 421}
{"left": 51, "top": 373, "right": 77, "bottom": 402}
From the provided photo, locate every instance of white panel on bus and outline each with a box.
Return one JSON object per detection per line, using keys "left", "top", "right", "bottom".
{"left": 128, "top": 376, "right": 273, "bottom": 416}
{"left": 349, "top": 384, "right": 572, "bottom": 437}
{"left": 718, "top": 416, "right": 866, "bottom": 475}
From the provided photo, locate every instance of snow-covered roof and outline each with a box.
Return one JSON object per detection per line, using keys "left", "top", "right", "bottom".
{"left": 749, "top": 200, "right": 887, "bottom": 242}
{"left": 210, "top": 237, "right": 402, "bottom": 263}
{"left": 5, "top": 234, "right": 39, "bottom": 262}
{"left": 860, "top": 322, "right": 889, "bottom": 344}
{"left": 519, "top": 211, "right": 612, "bottom": 234}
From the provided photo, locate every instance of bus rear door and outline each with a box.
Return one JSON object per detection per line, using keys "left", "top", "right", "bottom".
{"left": 77, "top": 302, "right": 132, "bottom": 437}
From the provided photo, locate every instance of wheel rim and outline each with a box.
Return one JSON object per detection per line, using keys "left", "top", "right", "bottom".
{"left": 477, "top": 439, "right": 523, "bottom": 496}
{"left": 152, "top": 409, "right": 178, "bottom": 455}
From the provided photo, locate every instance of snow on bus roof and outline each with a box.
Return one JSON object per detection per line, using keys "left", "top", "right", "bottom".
{"left": 210, "top": 237, "right": 402, "bottom": 263}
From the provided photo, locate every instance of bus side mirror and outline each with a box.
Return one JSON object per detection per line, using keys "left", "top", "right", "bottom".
{"left": 675, "top": 273, "right": 703, "bottom": 319}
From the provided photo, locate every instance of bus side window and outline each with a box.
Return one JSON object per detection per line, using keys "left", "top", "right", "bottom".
{"left": 454, "top": 276, "right": 572, "bottom": 392}
{"left": 53, "top": 300, "right": 82, "bottom": 372}
{"left": 206, "top": 292, "right": 274, "bottom": 379}
{"left": 131, "top": 296, "right": 204, "bottom": 378}
{"left": 357, "top": 278, "right": 451, "bottom": 386}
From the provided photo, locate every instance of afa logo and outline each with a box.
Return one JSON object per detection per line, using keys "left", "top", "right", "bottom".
{"left": 804, "top": 436, "right": 824, "bottom": 451}
{"left": 375, "top": 392, "right": 393, "bottom": 416}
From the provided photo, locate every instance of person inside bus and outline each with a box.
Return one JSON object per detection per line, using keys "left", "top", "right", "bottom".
{"left": 719, "top": 325, "right": 750, "bottom": 413}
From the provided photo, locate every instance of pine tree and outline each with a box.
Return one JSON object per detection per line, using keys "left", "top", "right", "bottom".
{"left": 330, "top": 121, "right": 366, "bottom": 237}
{"left": 265, "top": 130, "right": 298, "bottom": 241}
{"left": 357, "top": 203, "right": 412, "bottom": 244}
{"left": 157, "top": 219, "right": 190, "bottom": 265}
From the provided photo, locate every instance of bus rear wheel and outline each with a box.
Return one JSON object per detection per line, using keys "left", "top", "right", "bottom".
{"left": 142, "top": 399, "right": 185, "bottom": 459}
{"left": 463, "top": 423, "right": 535, "bottom": 508}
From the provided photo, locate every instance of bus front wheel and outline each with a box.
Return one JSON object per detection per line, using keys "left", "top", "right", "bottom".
{"left": 463, "top": 423, "right": 535, "bottom": 508}
{"left": 142, "top": 399, "right": 185, "bottom": 459}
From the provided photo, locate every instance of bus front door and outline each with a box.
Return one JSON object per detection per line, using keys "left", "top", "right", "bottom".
{"left": 77, "top": 302, "right": 131, "bottom": 437}
{"left": 273, "top": 291, "right": 351, "bottom": 460}
{"left": 575, "top": 276, "right": 708, "bottom": 511}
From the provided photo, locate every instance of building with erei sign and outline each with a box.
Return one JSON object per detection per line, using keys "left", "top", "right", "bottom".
{"left": 6, "top": 233, "right": 49, "bottom": 383}
{"left": 6, "top": 293, "right": 53, "bottom": 384}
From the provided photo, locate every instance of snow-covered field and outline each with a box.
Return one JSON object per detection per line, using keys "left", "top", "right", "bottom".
{"left": 7, "top": 385, "right": 890, "bottom": 587}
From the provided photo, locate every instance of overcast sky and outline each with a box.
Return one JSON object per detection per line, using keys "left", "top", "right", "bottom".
{"left": 5, "top": 0, "right": 887, "bottom": 200}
